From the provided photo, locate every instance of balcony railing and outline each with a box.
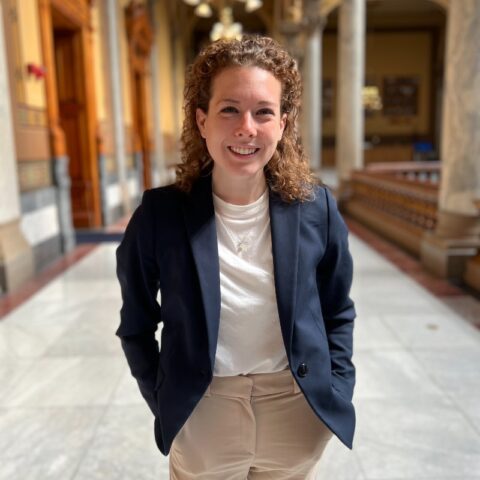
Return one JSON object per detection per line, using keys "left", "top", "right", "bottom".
{"left": 345, "top": 161, "right": 441, "bottom": 255}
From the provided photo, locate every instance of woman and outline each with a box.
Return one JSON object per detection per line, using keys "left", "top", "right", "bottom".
{"left": 116, "top": 35, "right": 356, "bottom": 479}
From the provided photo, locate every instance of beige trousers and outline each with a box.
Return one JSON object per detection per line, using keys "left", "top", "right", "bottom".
{"left": 169, "top": 369, "right": 332, "bottom": 480}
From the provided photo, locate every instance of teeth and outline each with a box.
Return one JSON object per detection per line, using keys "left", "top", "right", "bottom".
{"left": 230, "top": 146, "right": 256, "bottom": 155}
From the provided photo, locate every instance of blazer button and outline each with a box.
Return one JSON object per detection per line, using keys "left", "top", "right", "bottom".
{"left": 297, "top": 363, "right": 308, "bottom": 378}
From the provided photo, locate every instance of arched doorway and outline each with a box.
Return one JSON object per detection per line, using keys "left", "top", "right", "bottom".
{"left": 38, "top": 0, "right": 101, "bottom": 229}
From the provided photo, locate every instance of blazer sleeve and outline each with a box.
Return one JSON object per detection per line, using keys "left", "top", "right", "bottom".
{"left": 316, "top": 187, "right": 356, "bottom": 401}
{"left": 116, "top": 189, "right": 162, "bottom": 416}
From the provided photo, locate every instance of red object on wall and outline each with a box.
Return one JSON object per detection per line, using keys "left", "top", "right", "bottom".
{"left": 26, "top": 63, "right": 47, "bottom": 79}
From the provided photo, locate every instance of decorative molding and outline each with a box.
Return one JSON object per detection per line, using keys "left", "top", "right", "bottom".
{"left": 50, "top": 0, "right": 90, "bottom": 26}
{"left": 18, "top": 160, "right": 53, "bottom": 192}
{"left": 16, "top": 104, "right": 48, "bottom": 127}
{"left": 3, "top": 0, "right": 26, "bottom": 103}
{"left": 15, "top": 125, "right": 50, "bottom": 161}
{"left": 125, "top": 0, "right": 154, "bottom": 73}
{"left": 320, "top": 0, "right": 341, "bottom": 18}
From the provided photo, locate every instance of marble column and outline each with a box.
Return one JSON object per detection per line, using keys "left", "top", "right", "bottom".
{"left": 335, "top": 0, "right": 365, "bottom": 188}
{"left": 0, "top": 1, "right": 34, "bottom": 292}
{"left": 438, "top": 1, "right": 480, "bottom": 219}
{"left": 106, "top": 0, "right": 130, "bottom": 215}
{"left": 303, "top": 10, "right": 325, "bottom": 173}
{"left": 149, "top": 0, "right": 170, "bottom": 186}
{"left": 420, "top": 0, "right": 480, "bottom": 282}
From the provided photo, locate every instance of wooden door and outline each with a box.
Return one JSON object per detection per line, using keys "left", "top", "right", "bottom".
{"left": 54, "top": 29, "right": 93, "bottom": 227}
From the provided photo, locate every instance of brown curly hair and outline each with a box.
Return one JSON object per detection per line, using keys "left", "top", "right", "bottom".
{"left": 175, "top": 35, "right": 317, "bottom": 202}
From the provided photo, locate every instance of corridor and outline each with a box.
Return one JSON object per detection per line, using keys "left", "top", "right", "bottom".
{"left": 0, "top": 232, "right": 480, "bottom": 479}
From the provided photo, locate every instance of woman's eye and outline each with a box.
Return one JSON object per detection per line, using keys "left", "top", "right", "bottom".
{"left": 221, "top": 106, "right": 238, "bottom": 113}
{"left": 257, "top": 108, "right": 274, "bottom": 116}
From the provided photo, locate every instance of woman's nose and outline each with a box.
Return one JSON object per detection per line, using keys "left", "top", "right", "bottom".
{"left": 234, "top": 112, "right": 256, "bottom": 137}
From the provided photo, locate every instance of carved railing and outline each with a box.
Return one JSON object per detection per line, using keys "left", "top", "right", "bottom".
{"left": 345, "top": 162, "right": 441, "bottom": 255}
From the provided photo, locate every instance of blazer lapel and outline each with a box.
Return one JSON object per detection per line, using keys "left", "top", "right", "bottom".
{"left": 269, "top": 192, "right": 300, "bottom": 355}
{"left": 182, "top": 177, "right": 300, "bottom": 367}
{"left": 182, "top": 175, "right": 221, "bottom": 370}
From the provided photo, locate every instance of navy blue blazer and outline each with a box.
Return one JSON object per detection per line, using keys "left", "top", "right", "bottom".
{"left": 116, "top": 175, "right": 356, "bottom": 455}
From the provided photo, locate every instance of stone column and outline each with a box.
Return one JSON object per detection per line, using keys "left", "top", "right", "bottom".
{"left": 303, "top": 8, "right": 325, "bottom": 173}
{"left": 106, "top": 0, "right": 130, "bottom": 215}
{"left": 420, "top": 0, "right": 480, "bottom": 283}
{"left": 335, "top": 0, "right": 365, "bottom": 191}
{"left": 148, "top": 0, "right": 169, "bottom": 186}
{"left": 0, "top": 1, "right": 34, "bottom": 292}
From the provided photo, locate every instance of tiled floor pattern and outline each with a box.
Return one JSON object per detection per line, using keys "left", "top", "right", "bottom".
{"left": 1, "top": 236, "right": 480, "bottom": 479}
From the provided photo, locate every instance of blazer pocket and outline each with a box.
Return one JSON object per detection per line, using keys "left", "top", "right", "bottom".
{"left": 155, "top": 331, "right": 178, "bottom": 390}
{"left": 154, "top": 363, "right": 165, "bottom": 391}
{"left": 309, "top": 305, "right": 328, "bottom": 341}
{"left": 330, "top": 371, "right": 352, "bottom": 401}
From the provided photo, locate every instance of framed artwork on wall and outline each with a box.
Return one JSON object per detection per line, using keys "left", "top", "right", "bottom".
{"left": 383, "top": 76, "right": 419, "bottom": 116}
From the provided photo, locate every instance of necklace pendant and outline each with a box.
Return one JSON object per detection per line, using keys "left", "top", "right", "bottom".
{"left": 237, "top": 239, "right": 250, "bottom": 254}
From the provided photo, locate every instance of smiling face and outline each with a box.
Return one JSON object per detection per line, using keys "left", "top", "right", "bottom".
{"left": 196, "top": 66, "right": 286, "bottom": 189}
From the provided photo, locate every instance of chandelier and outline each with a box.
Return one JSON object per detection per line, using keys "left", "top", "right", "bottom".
{"left": 182, "top": 0, "right": 263, "bottom": 41}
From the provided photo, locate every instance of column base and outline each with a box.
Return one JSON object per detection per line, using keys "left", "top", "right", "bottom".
{"left": 52, "top": 156, "right": 75, "bottom": 253}
{"left": 435, "top": 209, "right": 480, "bottom": 238}
{"left": 420, "top": 210, "right": 480, "bottom": 279}
{"left": 420, "top": 233, "right": 477, "bottom": 279}
{"left": 464, "top": 255, "right": 480, "bottom": 293}
{"left": 0, "top": 219, "right": 34, "bottom": 293}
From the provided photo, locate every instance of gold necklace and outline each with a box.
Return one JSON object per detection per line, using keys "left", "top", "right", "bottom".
{"left": 215, "top": 210, "right": 263, "bottom": 256}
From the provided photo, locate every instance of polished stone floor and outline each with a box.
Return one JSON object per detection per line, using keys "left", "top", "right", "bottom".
{"left": 1, "top": 235, "right": 480, "bottom": 480}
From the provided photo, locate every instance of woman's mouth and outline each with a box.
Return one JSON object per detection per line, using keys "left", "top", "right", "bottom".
{"left": 228, "top": 146, "right": 260, "bottom": 157}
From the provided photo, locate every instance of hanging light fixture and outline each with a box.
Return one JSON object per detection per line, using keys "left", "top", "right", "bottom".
{"left": 195, "top": 1, "right": 213, "bottom": 17}
{"left": 184, "top": 0, "right": 263, "bottom": 40}
{"left": 210, "top": 6, "right": 243, "bottom": 41}
{"left": 245, "top": 0, "right": 262, "bottom": 12}
{"left": 185, "top": 0, "right": 263, "bottom": 18}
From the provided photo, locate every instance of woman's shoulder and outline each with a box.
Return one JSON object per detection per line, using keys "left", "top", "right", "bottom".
{"left": 297, "top": 183, "right": 342, "bottom": 228}
{"left": 144, "top": 183, "right": 182, "bottom": 200}
{"left": 139, "top": 183, "right": 185, "bottom": 219}
{"left": 300, "top": 183, "right": 331, "bottom": 209}
{"left": 143, "top": 183, "right": 184, "bottom": 203}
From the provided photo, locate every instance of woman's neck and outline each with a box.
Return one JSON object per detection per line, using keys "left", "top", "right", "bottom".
{"left": 212, "top": 170, "right": 267, "bottom": 205}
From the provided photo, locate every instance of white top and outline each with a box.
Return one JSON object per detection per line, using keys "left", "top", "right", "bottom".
{"left": 212, "top": 189, "right": 288, "bottom": 377}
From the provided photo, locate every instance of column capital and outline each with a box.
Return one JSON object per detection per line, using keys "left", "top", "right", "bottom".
{"left": 306, "top": 14, "right": 326, "bottom": 33}
{"left": 304, "top": 0, "right": 326, "bottom": 33}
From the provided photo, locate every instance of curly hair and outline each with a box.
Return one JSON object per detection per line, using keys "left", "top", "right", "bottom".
{"left": 175, "top": 35, "right": 317, "bottom": 202}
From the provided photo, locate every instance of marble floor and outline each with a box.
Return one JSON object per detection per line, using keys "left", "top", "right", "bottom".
{"left": 1, "top": 233, "right": 480, "bottom": 480}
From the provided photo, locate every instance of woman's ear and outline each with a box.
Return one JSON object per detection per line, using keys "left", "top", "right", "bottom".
{"left": 196, "top": 108, "right": 207, "bottom": 138}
